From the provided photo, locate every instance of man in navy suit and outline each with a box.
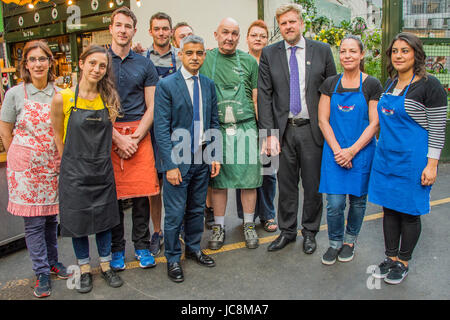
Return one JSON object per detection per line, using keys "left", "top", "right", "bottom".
{"left": 154, "top": 35, "right": 221, "bottom": 283}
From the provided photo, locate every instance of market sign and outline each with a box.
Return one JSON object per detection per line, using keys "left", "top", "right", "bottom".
{"left": 4, "top": 22, "right": 64, "bottom": 42}
{"left": 66, "top": 13, "right": 112, "bottom": 33}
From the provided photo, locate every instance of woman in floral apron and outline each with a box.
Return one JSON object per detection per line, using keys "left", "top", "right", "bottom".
{"left": 0, "top": 40, "right": 70, "bottom": 298}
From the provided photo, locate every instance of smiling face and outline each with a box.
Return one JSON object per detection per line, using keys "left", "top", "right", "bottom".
{"left": 150, "top": 18, "right": 172, "bottom": 49}
{"left": 110, "top": 13, "right": 136, "bottom": 48}
{"left": 215, "top": 18, "right": 240, "bottom": 55}
{"left": 278, "top": 10, "right": 303, "bottom": 45}
{"left": 390, "top": 39, "right": 415, "bottom": 74}
{"left": 25, "top": 48, "right": 50, "bottom": 83}
{"left": 79, "top": 52, "right": 108, "bottom": 84}
{"left": 247, "top": 26, "right": 268, "bottom": 53}
{"left": 339, "top": 38, "right": 364, "bottom": 72}
{"left": 179, "top": 42, "right": 206, "bottom": 75}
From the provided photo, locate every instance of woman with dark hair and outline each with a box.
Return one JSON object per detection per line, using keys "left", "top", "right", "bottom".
{"left": 0, "top": 40, "right": 71, "bottom": 298}
{"left": 369, "top": 32, "right": 447, "bottom": 284}
{"left": 318, "top": 35, "right": 382, "bottom": 265}
{"left": 51, "top": 44, "right": 123, "bottom": 293}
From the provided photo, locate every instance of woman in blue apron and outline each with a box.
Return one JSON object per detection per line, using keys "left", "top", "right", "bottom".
{"left": 369, "top": 33, "right": 447, "bottom": 284}
{"left": 51, "top": 45, "right": 124, "bottom": 293}
{"left": 318, "top": 36, "right": 382, "bottom": 265}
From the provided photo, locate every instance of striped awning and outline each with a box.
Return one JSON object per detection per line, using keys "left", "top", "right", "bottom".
{"left": 1, "top": 0, "right": 50, "bottom": 5}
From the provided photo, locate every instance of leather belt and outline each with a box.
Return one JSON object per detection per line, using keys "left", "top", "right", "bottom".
{"left": 287, "top": 118, "right": 310, "bottom": 127}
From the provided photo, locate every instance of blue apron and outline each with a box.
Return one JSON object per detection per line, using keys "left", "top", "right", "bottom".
{"left": 147, "top": 50, "right": 177, "bottom": 79}
{"left": 147, "top": 50, "right": 178, "bottom": 173}
{"left": 368, "top": 75, "right": 431, "bottom": 215}
{"left": 319, "top": 72, "right": 376, "bottom": 196}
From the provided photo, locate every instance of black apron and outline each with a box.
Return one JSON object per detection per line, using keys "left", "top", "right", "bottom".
{"left": 59, "top": 86, "right": 120, "bottom": 237}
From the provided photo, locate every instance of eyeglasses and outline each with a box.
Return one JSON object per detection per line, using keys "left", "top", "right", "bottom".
{"left": 27, "top": 56, "right": 50, "bottom": 64}
{"left": 249, "top": 34, "right": 268, "bottom": 40}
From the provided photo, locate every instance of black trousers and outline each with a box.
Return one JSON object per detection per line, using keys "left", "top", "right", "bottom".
{"left": 383, "top": 207, "right": 421, "bottom": 261}
{"left": 277, "top": 123, "right": 323, "bottom": 240}
{"left": 111, "top": 197, "right": 151, "bottom": 252}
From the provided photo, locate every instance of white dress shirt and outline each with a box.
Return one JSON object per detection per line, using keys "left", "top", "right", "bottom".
{"left": 285, "top": 36, "right": 309, "bottom": 119}
{"left": 180, "top": 66, "right": 204, "bottom": 145}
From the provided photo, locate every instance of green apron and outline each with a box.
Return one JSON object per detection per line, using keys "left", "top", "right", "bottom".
{"left": 210, "top": 49, "right": 262, "bottom": 189}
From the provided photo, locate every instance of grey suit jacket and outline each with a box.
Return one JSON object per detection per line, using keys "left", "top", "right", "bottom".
{"left": 257, "top": 38, "right": 337, "bottom": 146}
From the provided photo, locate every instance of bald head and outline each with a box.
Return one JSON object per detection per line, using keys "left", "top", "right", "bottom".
{"left": 215, "top": 17, "right": 240, "bottom": 55}
{"left": 217, "top": 17, "right": 240, "bottom": 32}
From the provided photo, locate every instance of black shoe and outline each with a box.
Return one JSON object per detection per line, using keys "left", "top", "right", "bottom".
{"left": 77, "top": 273, "right": 93, "bottom": 294}
{"left": 384, "top": 261, "right": 409, "bottom": 285}
{"left": 33, "top": 273, "right": 51, "bottom": 298}
{"left": 303, "top": 235, "right": 317, "bottom": 254}
{"left": 321, "top": 247, "right": 340, "bottom": 265}
{"left": 372, "top": 257, "right": 396, "bottom": 279}
{"left": 101, "top": 269, "right": 124, "bottom": 288}
{"left": 338, "top": 244, "right": 355, "bottom": 262}
{"left": 185, "top": 250, "right": 216, "bottom": 267}
{"left": 267, "top": 235, "right": 295, "bottom": 252}
{"left": 168, "top": 262, "right": 184, "bottom": 283}
{"left": 204, "top": 206, "right": 215, "bottom": 230}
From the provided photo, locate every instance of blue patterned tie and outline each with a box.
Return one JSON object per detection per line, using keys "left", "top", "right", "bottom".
{"left": 289, "top": 46, "right": 302, "bottom": 116}
{"left": 191, "top": 75, "right": 200, "bottom": 153}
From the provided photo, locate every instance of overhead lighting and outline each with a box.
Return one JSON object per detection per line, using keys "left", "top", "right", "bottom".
{"left": 28, "top": 3, "right": 35, "bottom": 8}
{"left": 136, "top": 0, "right": 141, "bottom": 7}
{"left": 67, "top": 0, "right": 73, "bottom": 5}
{"left": 109, "top": 1, "right": 114, "bottom": 8}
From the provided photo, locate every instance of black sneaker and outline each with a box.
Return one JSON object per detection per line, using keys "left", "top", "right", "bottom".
{"left": 77, "top": 273, "right": 93, "bottom": 294}
{"left": 372, "top": 257, "right": 396, "bottom": 279}
{"left": 208, "top": 224, "right": 225, "bottom": 250}
{"left": 33, "top": 273, "right": 51, "bottom": 298}
{"left": 321, "top": 247, "right": 340, "bottom": 265}
{"left": 102, "top": 269, "right": 124, "bottom": 288}
{"left": 384, "top": 261, "right": 409, "bottom": 285}
{"left": 337, "top": 244, "right": 355, "bottom": 262}
{"left": 204, "top": 206, "right": 215, "bottom": 230}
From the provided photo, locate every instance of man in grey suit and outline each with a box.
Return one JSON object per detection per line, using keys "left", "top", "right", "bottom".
{"left": 258, "top": 3, "right": 336, "bottom": 253}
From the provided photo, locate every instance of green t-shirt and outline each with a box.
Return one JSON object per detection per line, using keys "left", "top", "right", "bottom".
{"left": 200, "top": 48, "right": 258, "bottom": 111}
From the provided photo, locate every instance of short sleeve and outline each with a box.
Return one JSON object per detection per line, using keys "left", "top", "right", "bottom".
{"left": 144, "top": 59, "right": 159, "bottom": 87}
{"left": 366, "top": 76, "right": 383, "bottom": 101}
{"left": 0, "top": 87, "right": 19, "bottom": 123}
{"left": 250, "top": 57, "right": 258, "bottom": 90}
{"left": 319, "top": 75, "right": 337, "bottom": 97}
{"left": 424, "top": 76, "right": 447, "bottom": 109}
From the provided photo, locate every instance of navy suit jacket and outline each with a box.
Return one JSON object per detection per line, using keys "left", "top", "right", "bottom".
{"left": 154, "top": 69, "right": 220, "bottom": 176}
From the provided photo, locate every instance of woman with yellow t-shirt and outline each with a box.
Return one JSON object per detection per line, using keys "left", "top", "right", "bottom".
{"left": 51, "top": 45, "right": 123, "bottom": 294}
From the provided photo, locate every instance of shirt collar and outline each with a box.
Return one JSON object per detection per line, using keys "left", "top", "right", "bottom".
{"left": 26, "top": 82, "right": 54, "bottom": 96}
{"left": 284, "top": 36, "right": 305, "bottom": 51}
{"left": 108, "top": 47, "right": 134, "bottom": 60}
{"left": 180, "top": 66, "right": 199, "bottom": 80}
{"left": 150, "top": 44, "right": 176, "bottom": 57}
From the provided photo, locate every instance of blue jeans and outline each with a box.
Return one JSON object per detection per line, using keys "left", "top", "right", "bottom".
{"left": 236, "top": 173, "right": 277, "bottom": 221}
{"left": 23, "top": 215, "right": 58, "bottom": 276}
{"left": 326, "top": 194, "right": 367, "bottom": 249}
{"left": 72, "top": 230, "right": 112, "bottom": 265}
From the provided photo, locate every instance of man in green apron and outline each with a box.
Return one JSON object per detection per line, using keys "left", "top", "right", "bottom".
{"left": 200, "top": 18, "right": 262, "bottom": 250}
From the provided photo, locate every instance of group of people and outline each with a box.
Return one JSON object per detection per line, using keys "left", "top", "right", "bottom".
{"left": 0, "top": 3, "right": 447, "bottom": 298}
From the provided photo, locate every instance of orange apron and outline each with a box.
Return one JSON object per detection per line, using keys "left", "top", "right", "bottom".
{"left": 112, "top": 121, "right": 160, "bottom": 199}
